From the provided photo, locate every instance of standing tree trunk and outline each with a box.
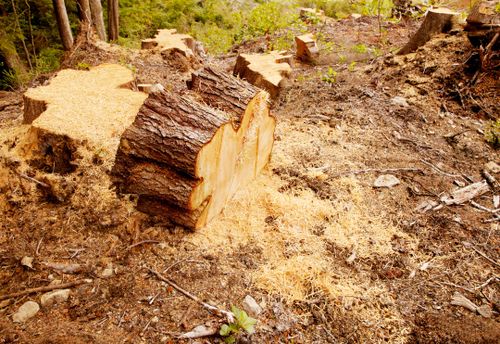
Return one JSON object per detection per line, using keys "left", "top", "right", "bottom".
{"left": 77, "top": 0, "right": 91, "bottom": 25}
{"left": 52, "top": 0, "right": 73, "bottom": 50}
{"left": 107, "top": 0, "right": 119, "bottom": 41}
{"left": 89, "top": 0, "right": 106, "bottom": 41}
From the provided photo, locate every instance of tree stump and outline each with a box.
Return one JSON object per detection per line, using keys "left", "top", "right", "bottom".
{"left": 141, "top": 29, "right": 196, "bottom": 58}
{"left": 112, "top": 67, "right": 276, "bottom": 229}
{"left": 398, "top": 8, "right": 460, "bottom": 55}
{"left": 295, "top": 33, "right": 319, "bottom": 62}
{"left": 465, "top": 0, "right": 500, "bottom": 48}
{"left": 233, "top": 51, "right": 292, "bottom": 98}
{"left": 22, "top": 64, "right": 147, "bottom": 173}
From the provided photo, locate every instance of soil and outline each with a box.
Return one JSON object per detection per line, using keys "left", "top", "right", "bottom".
{"left": 1, "top": 10, "right": 499, "bottom": 344}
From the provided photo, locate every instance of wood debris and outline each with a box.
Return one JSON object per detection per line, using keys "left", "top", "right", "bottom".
{"left": 440, "top": 180, "right": 490, "bottom": 205}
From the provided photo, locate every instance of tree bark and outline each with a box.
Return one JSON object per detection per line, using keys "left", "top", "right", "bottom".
{"left": 52, "top": 0, "right": 74, "bottom": 51}
{"left": 398, "top": 8, "right": 459, "bottom": 55}
{"left": 89, "top": 0, "right": 106, "bottom": 41}
{"left": 107, "top": 0, "right": 119, "bottom": 41}
{"left": 77, "top": 0, "right": 91, "bottom": 25}
{"left": 112, "top": 67, "right": 275, "bottom": 229}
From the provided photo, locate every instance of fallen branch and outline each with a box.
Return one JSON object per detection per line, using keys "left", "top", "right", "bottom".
{"left": 126, "top": 240, "right": 161, "bottom": 251}
{"left": 463, "top": 242, "right": 500, "bottom": 268}
{"left": 147, "top": 267, "right": 234, "bottom": 322}
{"left": 470, "top": 200, "right": 500, "bottom": 213}
{"left": 450, "top": 291, "right": 478, "bottom": 312}
{"left": 441, "top": 180, "right": 490, "bottom": 205}
{"left": 18, "top": 172, "right": 49, "bottom": 188}
{"left": 0, "top": 279, "right": 89, "bottom": 301}
{"left": 420, "top": 159, "right": 462, "bottom": 179}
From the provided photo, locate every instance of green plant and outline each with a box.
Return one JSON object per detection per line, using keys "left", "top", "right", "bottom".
{"left": 75, "top": 62, "right": 91, "bottom": 70}
{"left": 338, "top": 54, "right": 347, "bottom": 63}
{"left": 219, "top": 306, "right": 257, "bottom": 343}
{"left": 321, "top": 67, "right": 337, "bottom": 83}
{"left": 353, "top": 43, "right": 368, "bottom": 53}
{"left": 348, "top": 61, "right": 357, "bottom": 71}
{"left": 485, "top": 120, "right": 500, "bottom": 148}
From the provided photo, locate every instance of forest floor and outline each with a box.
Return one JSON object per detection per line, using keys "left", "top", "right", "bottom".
{"left": 0, "top": 12, "right": 499, "bottom": 344}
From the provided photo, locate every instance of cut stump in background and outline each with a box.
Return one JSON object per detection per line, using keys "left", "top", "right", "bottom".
{"left": 465, "top": 0, "right": 500, "bottom": 48}
{"left": 22, "top": 64, "right": 147, "bottom": 172}
{"left": 398, "top": 8, "right": 460, "bottom": 55}
{"left": 233, "top": 51, "right": 292, "bottom": 98}
{"left": 296, "top": 33, "right": 319, "bottom": 62}
{"left": 141, "top": 29, "right": 196, "bottom": 58}
{"left": 112, "top": 67, "right": 275, "bottom": 229}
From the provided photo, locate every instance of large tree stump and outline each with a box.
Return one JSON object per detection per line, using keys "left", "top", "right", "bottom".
{"left": 22, "top": 64, "right": 147, "bottom": 172}
{"left": 465, "top": 0, "right": 500, "bottom": 48}
{"left": 233, "top": 51, "right": 292, "bottom": 98}
{"left": 398, "top": 8, "right": 460, "bottom": 55}
{"left": 112, "top": 67, "right": 276, "bottom": 229}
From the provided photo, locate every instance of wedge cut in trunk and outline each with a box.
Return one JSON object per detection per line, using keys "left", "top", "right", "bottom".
{"left": 112, "top": 67, "right": 276, "bottom": 229}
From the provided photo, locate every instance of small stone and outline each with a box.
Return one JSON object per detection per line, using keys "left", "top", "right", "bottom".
{"left": 243, "top": 295, "right": 262, "bottom": 316}
{"left": 151, "top": 316, "right": 159, "bottom": 323}
{"left": 40, "top": 289, "right": 70, "bottom": 307}
{"left": 12, "top": 301, "right": 39, "bottom": 322}
{"left": 373, "top": 174, "right": 400, "bottom": 188}
{"left": 21, "top": 256, "right": 34, "bottom": 269}
{"left": 485, "top": 161, "right": 500, "bottom": 174}
{"left": 391, "top": 96, "right": 409, "bottom": 107}
{"left": 101, "top": 263, "right": 114, "bottom": 278}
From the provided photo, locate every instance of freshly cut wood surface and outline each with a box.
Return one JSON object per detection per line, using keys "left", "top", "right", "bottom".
{"left": 141, "top": 29, "right": 196, "bottom": 57}
{"left": 233, "top": 51, "right": 292, "bottom": 98}
{"left": 398, "top": 8, "right": 459, "bottom": 55}
{"left": 22, "top": 64, "right": 147, "bottom": 168}
{"left": 113, "top": 67, "right": 275, "bottom": 229}
{"left": 295, "top": 33, "right": 319, "bottom": 61}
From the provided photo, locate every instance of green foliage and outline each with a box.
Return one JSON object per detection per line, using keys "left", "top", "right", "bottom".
{"left": 496, "top": 2, "right": 500, "bottom": 13}
{"left": 75, "top": 62, "right": 91, "bottom": 70}
{"left": 352, "top": 43, "right": 368, "bottom": 53}
{"left": 295, "top": 0, "right": 394, "bottom": 19}
{"left": 220, "top": 306, "right": 257, "bottom": 343}
{"left": 485, "top": 120, "right": 500, "bottom": 148}
{"left": 36, "top": 47, "right": 63, "bottom": 74}
{"left": 348, "top": 61, "right": 356, "bottom": 71}
{"left": 321, "top": 66, "right": 337, "bottom": 83}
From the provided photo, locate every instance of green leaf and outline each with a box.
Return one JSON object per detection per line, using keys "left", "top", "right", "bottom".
{"left": 224, "top": 335, "right": 236, "bottom": 344}
{"left": 220, "top": 324, "right": 231, "bottom": 336}
{"left": 230, "top": 306, "right": 257, "bottom": 334}
{"left": 240, "top": 315, "right": 257, "bottom": 334}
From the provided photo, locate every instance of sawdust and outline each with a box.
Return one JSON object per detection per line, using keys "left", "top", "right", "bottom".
{"left": 23, "top": 64, "right": 147, "bottom": 162}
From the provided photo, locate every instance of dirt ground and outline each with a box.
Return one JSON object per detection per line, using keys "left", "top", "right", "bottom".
{"left": 1, "top": 11, "right": 499, "bottom": 344}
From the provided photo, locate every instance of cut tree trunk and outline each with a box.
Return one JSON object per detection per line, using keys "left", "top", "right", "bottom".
{"left": 112, "top": 67, "right": 276, "bottom": 229}
{"left": 295, "top": 33, "right": 319, "bottom": 62}
{"left": 141, "top": 29, "right": 196, "bottom": 58}
{"left": 52, "top": 0, "right": 74, "bottom": 51}
{"left": 233, "top": 51, "right": 292, "bottom": 98}
{"left": 398, "top": 8, "right": 459, "bottom": 55}
{"left": 89, "top": 0, "right": 106, "bottom": 41}
{"left": 465, "top": 0, "right": 500, "bottom": 48}
{"left": 107, "top": 0, "right": 119, "bottom": 41}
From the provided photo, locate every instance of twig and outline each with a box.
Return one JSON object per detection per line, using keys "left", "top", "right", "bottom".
{"left": 475, "top": 276, "right": 499, "bottom": 290}
{"left": 331, "top": 167, "right": 422, "bottom": 178}
{"left": 18, "top": 173, "right": 49, "bottom": 188}
{"left": 35, "top": 236, "right": 44, "bottom": 256}
{"left": 0, "top": 280, "right": 89, "bottom": 301}
{"left": 147, "top": 267, "right": 234, "bottom": 322}
{"left": 437, "top": 281, "right": 474, "bottom": 294}
{"left": 126, "top": 240, "right": 160, "bottom": 250}
{"left": 464, "top": 242, "right": 500, "bottom": 268}
{"left": 420, "top": 159, "right": 462, "bottom": 179}
{"left": 470, "top": 200, "right": 500, "bottom": 213}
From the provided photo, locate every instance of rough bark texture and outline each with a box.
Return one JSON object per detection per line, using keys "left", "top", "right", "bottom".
{"left": 107, "top": 0, "right": 120, "bottom": 41}
{"left": 89, "top": 0, "right": 106, "bottom": 41}
{"left": 465, "top": 0, "right": 500, "bottom": 48}
{"left": 398, "top": 8, "right": 459, "bottom": 55}
{"left": 52, "top": 0, "right": 74, "bottom": 50}
{"left": 77, "top": 0, "right": 91, "bottom": 23}
{"left": 113, "top": 67, "right": 275, "bottom": 229}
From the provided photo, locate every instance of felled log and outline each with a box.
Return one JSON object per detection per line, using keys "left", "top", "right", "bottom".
{"left": 21, "top": 64, "right": 147, "bottom": 172}
{"left": 295, "top": 33, "right": 319, "bottom": 62}
{"left": 233, "top": 51, "right": 292, "bottom": 98}
{"left": 112, "top": 67, "right": 276, "bottom": 229}
{"left": 398, "top": 8, "right": 460, "bottom": 55}
{"left": 141, "top": 29, "right": 196, "bottom": 58}
{"left": 465, "top": 0, "right": 500, "bottom": 48}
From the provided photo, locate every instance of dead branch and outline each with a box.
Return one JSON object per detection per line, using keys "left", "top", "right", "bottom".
{"left": 331, "top": 167, "right": 422, "bottom": 178}
{"left": 441, "top": 180, "right": 490, "bottom": 205}
{"left": 147, "top": 267, "right": 234, "bottom": 322}
{"left": 463, "top": 242, "right": 500, "bottom": 268}
{"left": 0, "top": 280, "right": 89, "bottom": 301}
{"left": 450, "top": 292, "right": 478, "bottom": 312}
{"left": 18, "top": 173, "right": 50, "bottom": 188}
{"left": 420, "top": 159, "right": 462, "bottom": 179}
{"left": 126, "top": 240, "right": 161, "bottom": 251}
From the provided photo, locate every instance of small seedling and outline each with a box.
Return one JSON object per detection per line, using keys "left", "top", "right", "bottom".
{"left": 321, "top": 67, "right": 337, "bottom": 84}
{"left": 485, "top": 120, "right": 500, "bottom": 148}
{"left": 75, "top": 62, "right": 90, "bottom": 70}
{"left": 219, "top": 306, "right": 257, "bottom": 343}
{"left": 348, "top": 61, "right": 357, "bottom": 72}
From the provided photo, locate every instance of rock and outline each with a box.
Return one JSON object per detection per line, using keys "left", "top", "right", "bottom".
{"left": 391, "top": 96, "right": 409, "bottom": 107}
{"left": 40, "top": 289, "right": 70, "bottom": 307}
{"left": 101, "top": 263, "right": 114, "bottom": 278}
{"left": 243, "top": 295, "right": 262, "bottom": 316}
{"left": 373, "top": 174, "right": 400, "bottom": 188}
{"left": 12, "top": 301, "right": 39, "bottom": 322}
{"left": 21, "top": 256, "right": 34, "bottom": 269}
{"left": 485, "top": 161, "right": 500, "bottom": 174}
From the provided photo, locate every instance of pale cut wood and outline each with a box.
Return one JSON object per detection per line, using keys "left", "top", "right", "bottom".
{"left": 21, "top": 64, "right": 147, "bottom": 172}
{"left": 398, "top": 8, "right": 459, "bottom": 55}
{"left": 295, "top": 33, "right": 319, "bottom": 61}
{"left": 141, "top": 29, "right": 196, "bottom": 58}
{"left": 113, "top": 67, "right": 275, "bottom": 229}
{"left": 441, "top": 180, "right": 490, "bottom": 205}
{"left": 233, "top": 51, "right": 292, "bottom": 98}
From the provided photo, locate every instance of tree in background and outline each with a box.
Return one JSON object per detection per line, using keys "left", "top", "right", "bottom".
{"left": 107, "top": 0, "right": 119, "bottom": 41}
{"left": 90, "top": 0, "right": 106, "bottom": 40}
{"left": 52, "top": 0, "right": 73, "bottom": 50}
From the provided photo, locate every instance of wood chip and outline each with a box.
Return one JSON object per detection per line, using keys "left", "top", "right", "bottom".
{"left": 441, "top": 180, "right": 490, "bottom": 205}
